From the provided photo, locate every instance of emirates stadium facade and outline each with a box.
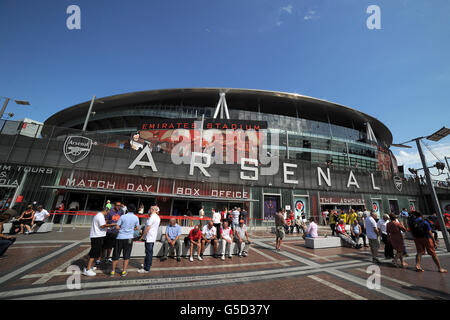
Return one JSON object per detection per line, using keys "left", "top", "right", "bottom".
{"left": 1, "top": 88, "right": 445, "bottom": 225}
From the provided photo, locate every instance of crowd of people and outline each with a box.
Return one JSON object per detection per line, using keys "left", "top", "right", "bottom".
{"left": 83, "top": 203, "right": 252, "bottom": 277}
{"left": 276, "top": 206, "right": 448, "bottom": 273}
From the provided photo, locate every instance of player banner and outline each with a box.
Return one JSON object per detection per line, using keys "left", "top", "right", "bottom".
{"left": 293, "top": 196, "right": 308, "bottom": 218}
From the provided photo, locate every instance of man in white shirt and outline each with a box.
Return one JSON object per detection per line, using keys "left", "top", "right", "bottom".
{"left": 303, "top": 217, "right": 319, "bottom": 239}
{"left": 212, "top": 209, "right": 222, "bottom": 239}
{"left": 377, "top": 214, "right": 394, "bottom": 259}
{"left": 231, "top": 207, "right": 240, "bottom": 231}
{"left": 31, "top": 205, "right": 50, "bottom": 232}
{"left": 220, "top": 221, "right": 233, "bottom": 260}
{"left": 83, "top": 208, "right": 109, "bottom": 276}
{"left": 138, "top": 205, "right": 161, "bottom": 273}
{"left": 365, "top": 211, "right": 380, "bottom": 263}
{"left": 200, "top": 221, "right": 218, "bottom": 258}
{"left": 234, "top": 219, "right": 251, "bottom": 257}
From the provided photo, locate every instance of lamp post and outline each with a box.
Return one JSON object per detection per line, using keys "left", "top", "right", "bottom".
{"left": 82, "top": 95, "right": 104, "bottom": 131}
{"left": 395, "top": 127, "right": 450, "bottom": 252}
{"left": 0, "top": 97, "right": 31, "bottom": 119}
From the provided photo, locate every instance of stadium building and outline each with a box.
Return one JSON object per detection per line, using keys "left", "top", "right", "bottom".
{"left": 1, "top": 88, "right": 448, "bottom": 224}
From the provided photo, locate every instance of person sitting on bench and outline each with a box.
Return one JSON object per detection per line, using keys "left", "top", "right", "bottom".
{"left": 161, "top": 218, "right": 182, "bottom": 262}
{"left": 336, "top": 219, "right": 362, "bottom": 249}
{"left": 200, "top": 221, "right": 218, "bottom": 258}
{"left": 0, "top": 214, "right": 16, "bottom": 257}
{"left": 31, "top": 205, "right": 50, "bottom": 233}
{"left": 184, "top": 224, "right": 203, "bottom": 262}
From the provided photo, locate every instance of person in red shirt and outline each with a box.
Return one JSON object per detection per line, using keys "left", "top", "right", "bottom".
{"left": 184, "top": 224, "right": 203, "bottom": 262}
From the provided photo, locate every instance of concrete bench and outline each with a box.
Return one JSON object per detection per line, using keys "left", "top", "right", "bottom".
{"left": 1, "top": 222, "right": 53, "bottom": 234}
{"left": 2, "top": 223, "right": 12, "bottom": 234}
{"left": 305, "top": 236, "right": 342, "bottom": 249}
{"left": 130, "top": 240, "right": 239, "bottom": 258}
{"left": 305, "top": 236, "right": 364, "bottom": 249}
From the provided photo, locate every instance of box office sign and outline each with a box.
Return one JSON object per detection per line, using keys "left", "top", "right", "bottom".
{"left": 320, "top": 197, "right": 365, "bottom": 206}
{"left": 61, "top": 170, "right": 249, "bottom": 199}
{"left": 174, "top": 180, "right": 249, "bottom": 199}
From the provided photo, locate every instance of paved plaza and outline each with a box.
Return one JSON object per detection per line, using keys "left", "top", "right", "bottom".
{"left": 0, "top": 226, "right": 449, "bottom": 300}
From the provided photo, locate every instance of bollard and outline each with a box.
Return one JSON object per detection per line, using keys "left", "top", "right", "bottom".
{"left": 57, "top": 213, "right": 66, "bottom": 232}
{"left": 73, "top": 212, "right": 79, "bottom": 230}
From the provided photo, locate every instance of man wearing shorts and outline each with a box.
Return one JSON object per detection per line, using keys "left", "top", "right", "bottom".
{"left": 275, "top": 209, "right": 286, "bottom": 251}
{"left": 83, "top": 208, "right": 109, "bottom": 276}
{"left": 110, "top": 204, "right": 140, "bottom": 277}
{"left": 103, "top": 202, "right": 123, "bottom": 263}
{"left": 410, "top": 211, "right": 447, "bottom": 273}
{"left": 200, "top": 221, "right": 218, "bottom": 258}
{"left": 365, "top": 211, "right": 380, "bottom": 263}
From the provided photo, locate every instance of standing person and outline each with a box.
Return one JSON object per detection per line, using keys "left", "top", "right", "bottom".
{"left": 348, "top": 210, "right": 358, "bottom": 227}
{"left": 288, "top": 211, "right": 295, "bottom": 234}
{"left": 67, "top": 200, "right": 80, "bottom": 224}
{"left": 105, "top": 200, "right": 112, "bottom": 210}
{"left": 83, "top": 208, "right": 109, "bottom": 276}
{"left": 357, "top": 216, "right": 368, "bottom": 247}
{"left": 231, "top": 207, "right": 240, "bottom": 231}
{"left": 322, "top": 209, "right": 329, "bottom": 226}
{"left": 329, "top": 210, "right": 337, "bottom": 236}
{"left": 378, "top": 214, "right": 394, "bottom": 259}
{"left": 386, "top": 213, "right": 408, "bottom": 268}
{"left": 110, "top": 204, "right": 140, "bottom": 277}
{"left": 0, "top": 214, "right": 16, "bottom": 258}
{"left": 120, "top": 203, "right": 127, "bottom": 214}
{"left": 400, "top": 208, "right": 409, "bottom": 228}
{"left": 200, "top": 221, "right": 218, "bottom": 258}
{"left": 234, "top": 219, "right": 251, "bottom": 257}
{"left": 303, "top": 217, "right": 318, "bottom": 239}
{"left": 30, "top": 205, "right": 50, "bottom": 233}
{"left": 363, "top": 208, "right": 370, "bottom": 219}
{"left": 409, "top": 211, "right": 447, "bottom": 273}
{"left": 339, "top": 211, "right": 347, "bottom": 225}
{"left": 103, "top": 202, "right": 123, "bottom": 263}
{"left": 221, "top": 207, "right": 227, "bottom": 223}
{"left": 137, "top": 203, "right": 145, "bottom": 225}
{"left": 275, "top": 208, "right": 286, "bottom": 251}
{"left": 220, "top": 221, "right": 233, "bottom": 260}
{"left": 138, "top": 206, "right": 161, "bottom": 273}
{"left": 365, "top": 211, "right": 380, "bottom": 263}
{"left": 212, "top": 208, "right": 222, "bottom": 239}
{"left": 199, "top": 206, "right": 205, "bottom": 226}
{"left": 186, "top": 208, "right": 193, "bottom": 227}
{"left": 161, "top": 218, "right": 182, "bottom": 262}
{"left": 185, "top": 224, "right": 203, "bottom": 262}
{"left": 239, "top": 207, "right": 248, "bottom": 224}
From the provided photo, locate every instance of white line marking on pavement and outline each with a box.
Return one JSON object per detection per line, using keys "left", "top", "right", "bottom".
{"left": 282, "top": 244, "right": 333, "bottom": 262}
{"left": 9, "top": 246, "right": 63, "bottom": 249}
{"left": 253, "top": 240, "right": 320, "bottom": 267}
{"left": 21, "top": 260, "right": 292, "bottom": 279}
{"left": 32, "top": 247, "right": 91, "bottom": 285}
{"left": 0, "top": 239, "right": 87, "bottom": 285}
{"left": 328, "top": 269, "right": 418, "bottom": 300}
{"left": 308, "top": 275, "right": 367, "bottom": 300}
{"left": 1, "top": 260, "right": 370, "bottom": 299}
{"left": 250, "top": 247, "right": 289, "bottom": 266}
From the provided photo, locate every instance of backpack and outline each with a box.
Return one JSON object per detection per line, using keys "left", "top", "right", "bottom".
{"left": 409, "top": 217, "right": 428, "bottom": 238}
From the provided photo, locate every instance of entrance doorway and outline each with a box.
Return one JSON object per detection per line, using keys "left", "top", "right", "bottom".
{"left": 389, "top": 200, "right": 399, "bottom": 214}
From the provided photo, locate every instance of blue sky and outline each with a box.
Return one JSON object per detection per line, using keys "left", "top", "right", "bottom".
{"left": 0, "top": 0, "right": 449, "bottom": 174}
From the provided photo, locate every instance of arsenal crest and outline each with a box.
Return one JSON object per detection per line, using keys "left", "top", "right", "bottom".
{"left": 63, "top": 136, "right": 93, "bottom": 164}
{"left": 295, "top": 200, "right": 305, "bottom": 214}
{"left": 393, "top": 176, "right": 403, "bottom": 192}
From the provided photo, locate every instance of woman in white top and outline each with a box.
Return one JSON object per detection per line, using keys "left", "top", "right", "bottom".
{"left": 220, "top": 221, "right": 233, "bottom": 260}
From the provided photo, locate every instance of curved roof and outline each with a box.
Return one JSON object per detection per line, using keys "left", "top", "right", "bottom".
{"left": 44, "top": 88, "right": 393, "bottom": 145}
